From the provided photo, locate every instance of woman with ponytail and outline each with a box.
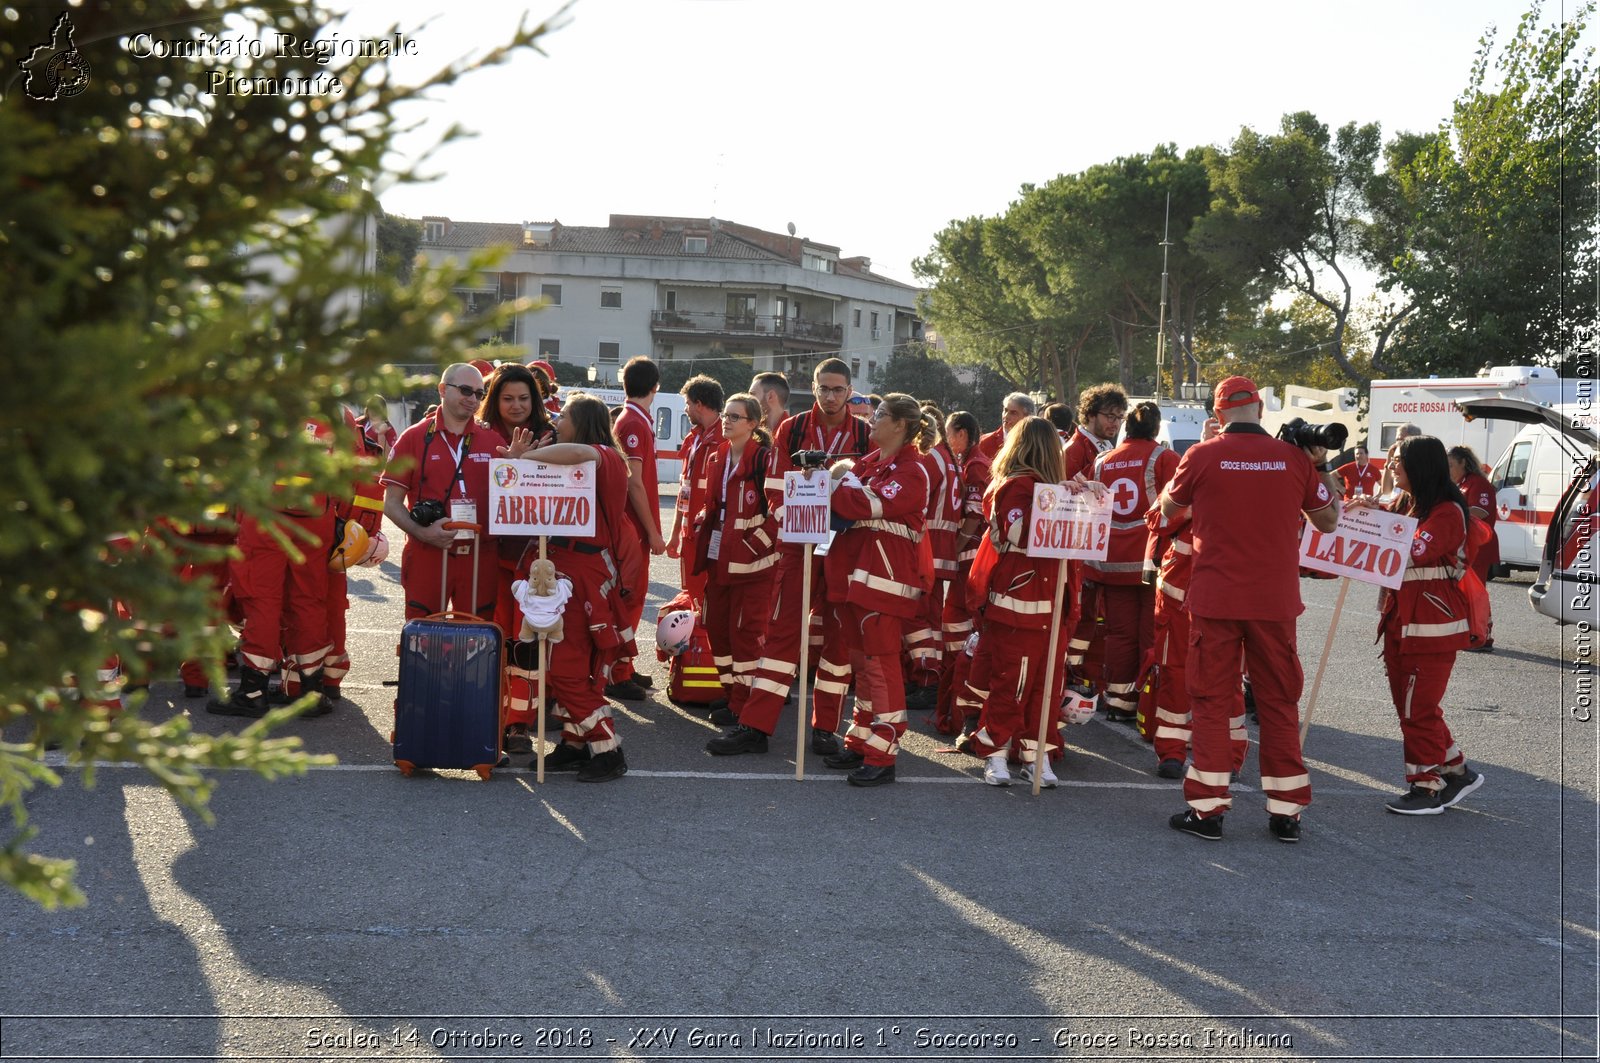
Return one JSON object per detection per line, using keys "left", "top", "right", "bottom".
{"left": 1351, "top": 435, "right": 1487, "bottom": 815}
{"left": 1087, "top": 401, "right": 1178, "bottom": 727}
{"left": 818, "top": 393, "right": 935, "bottom": 786}
{"left": 959, "top": 416, "right": 1084, "bottom": 788}
{"left": 699, "top": 394, "right": 783, "bottom": 754}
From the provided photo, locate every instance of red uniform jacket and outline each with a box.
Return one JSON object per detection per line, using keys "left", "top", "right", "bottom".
{"left": 766, "top": 406, "right": 872, "bottom": 548}
{"left": 1063, "top": 426, "right": 1110, "bottom": 481}
{"left": 1088, "top": 438, "right": 1177, "bottom": 586}
{"left": 1337, "top": 460, "right": 1381, "bottom": 499}
{"left": 1379, "top": 498, "right": 1472, "bottom": 654}
{"left": 697, "top": 441, "right": 778, "bottom": 583}
{"left": 1458, "top": 471, "right": 1499, "bottom": 570}
{"left": 923, "top": 443, "right": 961, "bottom": 581}
{"left": 974, "top": 475, "right": 1064, "bottom": 629}
{"left": 825, "top": 447, "right": 932, "bottom": 619}
{"left": 957, "top": 448, "right": 993, "bottom": 566}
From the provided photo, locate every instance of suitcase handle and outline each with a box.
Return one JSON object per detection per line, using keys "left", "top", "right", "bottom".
{"left": 442, "top": 520, "right": 482, "bottom": 533}
{"left": 422, "top": 611, "right": 505, "bottom": 628}
{"left": 438, "top": 525, "right": 485, "bottom": 616}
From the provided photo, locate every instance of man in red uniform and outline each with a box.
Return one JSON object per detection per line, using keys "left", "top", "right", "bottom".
{"left": 380, "top": 363, "right": 507, "bottom": 620}
{"left": 665, "top": 374, "right": 725, "bottom": 608}
{"left": 974, "top": 393, "right": 1035, "bottom": 463}
{"left": 607, "top": 356, "right": 667, "bottom": 700}
{"left": 1335, "top": 443, "right": 1380, "bottom": 499}
{"left": 1064, "top": 383, "right": 1127, "bottom": 691}
{"left": 1161, "top": 376, "right": 1340, "bottom": 844}
{"left": 737, "top": 358, "right": 871, "bottom": 755}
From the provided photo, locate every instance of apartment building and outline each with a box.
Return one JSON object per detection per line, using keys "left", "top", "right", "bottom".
{"left": 413, "top": 213, "right": 923, "bottom": 392}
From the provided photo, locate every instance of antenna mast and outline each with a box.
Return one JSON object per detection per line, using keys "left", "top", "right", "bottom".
{"left": 1154, "top": 191, "right": 1173, "bottom": 400}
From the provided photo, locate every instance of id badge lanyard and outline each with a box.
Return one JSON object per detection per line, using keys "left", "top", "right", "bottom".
{"left": 439, "top": 432, "right": 473, "bottom": 539}
{"left": 708, "top": 450, "right": 738, "bottom": 562}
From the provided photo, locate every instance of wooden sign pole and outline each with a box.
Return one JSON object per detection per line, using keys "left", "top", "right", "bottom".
{"left": 795, "top": 544, "right": 814, "bottom": 781}
{"left": 1029, "top": 562, "right": 1071, "bottom": 796}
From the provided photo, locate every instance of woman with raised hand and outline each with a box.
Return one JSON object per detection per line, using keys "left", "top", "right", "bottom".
{"left": 818, "top": 393, "right": 936, "bottom": 787}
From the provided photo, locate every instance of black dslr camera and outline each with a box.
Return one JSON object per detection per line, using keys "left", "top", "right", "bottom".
{"left": 791, "top": 450, "right": 831, "bottom": 469}
{"left": 409, "top": 499, "right": 447, "bottom": 527}
{"left": 1276, "top": 417, "right": 1349, "bottom": 452}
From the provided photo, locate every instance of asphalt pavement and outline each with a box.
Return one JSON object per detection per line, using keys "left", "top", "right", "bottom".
{"left": 3, "top": 494, "right": 1596, "bottom": 1062}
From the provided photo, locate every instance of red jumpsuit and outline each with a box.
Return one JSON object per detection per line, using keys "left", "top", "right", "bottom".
{"left": 233, "top": 420, "right": 338, "bottom": 690}
{"left": 1458, "top": 471, "right": 1499, "bottom": 649}
{"left": 525, "top": 445, "right": 632, "bottom": 753}
{"left": 1166, "top": 424, "right": 1334, "bottom": 823}
{"left": 1088, "top": 439, "right": 1177, "bottom": 719}
{"left": 697, "top": 440, "right": 779, "bottom": 720}
{"left": 1063, "top": 426, "right": 1114, "bottom": 688}
{"left": 1379, "top": 499, "right": 1473, "bottom": 791}
{"left": 904, "top": 443, "right": 959, "bottom": 690}
{"left": 739, "top": 408, "right": 872, "bottom": 738}
{"left": 381, "top": 415, "right": 508, "bottom": 619}
{"left": 962, "top": 476, "right": 1073, "bottom": 767}
{"left": 937, "top": 448, "right": 990, "bottom": 734}
{"left": 611, "top": 400, "right": 660, "bottom": 684}
{"left": 1146, "top": 510, "right": 1249, "bottom": 771}
{"left": 675, "top": 419, "right": 724, "bottom": 606}
{"left": 826, "top": 448, "right": 932, "bottom": 766}
{"left": 314, "top": 408, "right": 389, "bottom": 698}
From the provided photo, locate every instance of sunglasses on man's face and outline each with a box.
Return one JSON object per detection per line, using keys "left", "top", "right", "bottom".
{"left": 450, "top": 383, "right": 487, "bottom": 401}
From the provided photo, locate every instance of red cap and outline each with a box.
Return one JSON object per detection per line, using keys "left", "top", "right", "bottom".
{"left": 1213, "top": 375, "right": 1262, "bottom": 411}
{"left": 529, "top": 359, "right": 557, "bottom": 382}
{"left": 469, "top": 358, "right": 495, "bottom": 380}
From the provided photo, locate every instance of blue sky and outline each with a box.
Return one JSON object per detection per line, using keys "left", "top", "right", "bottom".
{"left": 339, "top": 0, "right": 1589, "bottom": 291}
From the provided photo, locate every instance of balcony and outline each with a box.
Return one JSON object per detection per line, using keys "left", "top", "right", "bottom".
{"left": 651, "top": 310, "right": 843, "bottom": 350}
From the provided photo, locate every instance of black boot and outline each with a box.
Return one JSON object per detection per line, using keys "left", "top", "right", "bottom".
{"left": 577, "top": 747, "right": 628, "bottom": 783}
{"left": 207, "top": 667, "right": 271, "bottom": 718}
{"left": 297, "top": 670, "right": 336, "bottom": 718}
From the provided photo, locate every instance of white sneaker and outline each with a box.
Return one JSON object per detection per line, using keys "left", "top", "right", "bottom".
{"left": 983, "top": 753, "right": 1012, "bottom": 787}
{"left": 1019, "top": 759, "right": 1059, "bottom": 789}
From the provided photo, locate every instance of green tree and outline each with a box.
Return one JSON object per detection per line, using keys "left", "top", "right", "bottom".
{"left": 878, "top": 345, "right": 965, "bottom": 413}
{"left": 0, "top": 0, "right": 553, "bottom": 908}
{"left": 1193, "top": 113, "right": 1391, "bottom": 386}
{"left": 375, "top": 212, "right": 422, "bottom": 285}
{"left": 656, "top": 356, "right": 752, "bottom": 405}
{"left": 1370, "top": 2, "right": 1597, "bottom": 376}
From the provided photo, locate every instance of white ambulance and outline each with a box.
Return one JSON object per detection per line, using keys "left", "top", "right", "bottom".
{"left": 1453, "top": 395, "right": 1598, "bottom": 625}
{"left": 582, "top": 387, "right": 689, "bottom": 483}
{"left": 1366, "top": 365, "right": 1575, "bottom": 460}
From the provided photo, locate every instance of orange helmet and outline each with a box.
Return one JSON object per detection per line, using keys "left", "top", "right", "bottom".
{"left": 328, "top": 520, "right": 371, "bottom": 572}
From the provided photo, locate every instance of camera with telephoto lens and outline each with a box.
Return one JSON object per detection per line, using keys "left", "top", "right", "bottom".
{"left": 1276, "top": 417, "right": 1348, "bottom": 453}
{"left": 409, "top": 499, "right": 447, "bottom": 527}
{"left": 791, "top": 449, "right": 831, "bottom": 469}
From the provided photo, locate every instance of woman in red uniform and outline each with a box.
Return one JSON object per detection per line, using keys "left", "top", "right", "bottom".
{"left": 959, "top": 417, "right": 1079, "bottom": 788}
{"left": 1353, "top": 435, "right": 1487, "bottom": 815}
{"left": 479, "top": 364, "right": 557, "bottom": 754}
{"left": 1449, "top": 444, "right": 1498, "bottom": 652}
{"left": 503, "top": 393, "right": 630, "bottom": 782}
{"left": 1088, "top": 402, "right": 1178, "bottom": 724}
{"left": 699, "top": 394, "right": 782, "bottom": 754}
{"left": 939, "top": 411, "right": 990, "bottom": 735}
{"left": 819, "top": 393, "right": 937, "bottom": 786}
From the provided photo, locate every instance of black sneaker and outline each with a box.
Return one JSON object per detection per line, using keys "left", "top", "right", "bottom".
{"left": 1105, "top": 708, "right": 1137, "bottom": 724}
{"left": 706, "top": 725, "right": 768, "bottom": 756}
{"left": 182, "top": 684, "right": 208, "bottom": 699}
{"left": 1386, "top": 785, "right": 1445, "bottom": 815}
{"left": 604, "top": 679, "right": 647, "bottom": 702}
{"left": 205, "top": 691, "right": 269, "bottom": 719}
{"left": 904, "top": 685, "right": 938, "bottom": 712}
{"left": 709, "top": 704, "right": 738, "bottom": 726}
{"left": 1268, "top": 815, "right": 1301, "bottom": 844}
{"left": 1156, "top": 759, "right": 1185, "bottom": 779}
{"left": 1169, "top": 810, "right": 1223, "bottom": 840}
{"left": 576, "top": 747, "right": 627, "bottom": 783}
{"left": 847, "top": 763, "right": 895, "bottom": 787}
{"left": 1466, "top": 640, "right": 1495, "bottom": 654}
{"left": 539, "top": 743, "right": 591, "bottom": 772}
{"left": 810, "top": 728, "right": 841, "bottom": 756}
{"left": 634, "top": 674, "right": 655, "bottom": 689}
{"left": 1439, "top": 767, "right": 1485, "bottom": 808}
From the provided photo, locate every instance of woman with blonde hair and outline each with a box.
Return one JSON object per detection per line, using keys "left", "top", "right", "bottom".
{"left": 819, "top": 393, "right": 937, "bottom": 786}
{"left": 960, "top": 416, "right": 1086, "bottom": 787}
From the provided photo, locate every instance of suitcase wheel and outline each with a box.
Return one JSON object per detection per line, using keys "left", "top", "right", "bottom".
{"left": 388, "top": 730, "right": 396, "bottom": 743}
{"left": 474, "top": 764, "right": 493, "bottom": 781}
{"left": 395, "top": 760, "right": 415, "bottom": 776}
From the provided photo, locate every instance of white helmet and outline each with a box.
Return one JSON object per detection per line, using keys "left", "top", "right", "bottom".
{"left": 1061, "top": 690, "right": 1097, "bottom": 726}
{"left": 655, "top": 610, "right": 696, "bottom": 656}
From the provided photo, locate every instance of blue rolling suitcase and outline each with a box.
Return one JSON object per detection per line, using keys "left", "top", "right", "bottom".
{"left": 392, "top": 527, "right": 505, "bottom": 779}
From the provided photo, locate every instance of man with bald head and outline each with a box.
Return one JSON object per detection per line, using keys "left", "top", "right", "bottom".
{"left": 381, "top": 362, "right": 508, "bottom": 619}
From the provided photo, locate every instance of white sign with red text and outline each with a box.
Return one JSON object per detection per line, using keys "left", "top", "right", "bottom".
{"left": 488, "top": 459, "right": 596, "bottom": 537}
{"left": 1028, "top": 484, "right": 1112, "bottom": 561}
{"left": 1299, "top": 506, "right": 1417, "bottom": 589}
{"left": 781, "top": 469, "right": 832, "bottom": 545}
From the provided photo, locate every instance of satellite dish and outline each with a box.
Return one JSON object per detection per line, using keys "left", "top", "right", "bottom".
{"left": 787, "top": 222, "right": 796, "bottom": 236}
